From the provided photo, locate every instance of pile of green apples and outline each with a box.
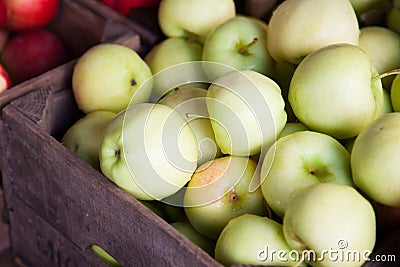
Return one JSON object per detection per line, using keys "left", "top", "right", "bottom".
{"left": 62, "top": 0, "right": 400, "bottom": 266}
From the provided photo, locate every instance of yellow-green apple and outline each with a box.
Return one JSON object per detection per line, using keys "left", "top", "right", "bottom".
{"left": 215, "top": 214, "right": 303, "bottom": 266}
{"left": 158, "top": 85, "right": 222, "bottom": 166}
{"left": 283, "top": 183, "right": 376, "bottom": 267}
{"left": 62, "top": 111, "right": 116, "bottom": 170}
{"left": 288, "top": 43, "right": 384, "bottom": 139}
{"left": 267, "top": 0, "right": 359, "bottom": 64}
{"left": 206, "top": 69, "right": 287, "bottom": 156}
{"left": 99, "top": 103, "right": 198, "bottom": 200}
{"left": 351, "top": 113, "right": 400, "bottom": 208}
{"left": 390, "top": 74, "right": 400, "bottom": 111}
{"left": 91, "top": 245, "right": 121, "bottom": 267}
{"left": 1, "top": 29, "right": 68, "bottom": 84}
{"left": 261, "top": 131, "right": 354, "bottom": 218}
{"left": 277, "top": 122, "right": 308, "bottom": 139}
{"left": 202, "top": 15, "right": 275, "bottom": 78}
{"left": 358, "top": 26, "right": 400, "bottom": 89}
{"left": 381, "top": 88, "right": 393, "bottom": 114}
{"left": 72, "top": 43, "right": 152, "bottom": 114}
{"left": 158, "top": 0, "right": 236, "bottom": 44}
{"left": 171, "top": 221, "right": 215, "bottom": 256}
{"left": 144, "top": 37, "right": 205, "bottom": 99}
{"left": 144, "top": 37, "right": 203, "bottom": 75}
{"left": 184, "top": 156, "right": 268, "bottom": 240}
{"left": 4, "top": 0, "right": 60, "bottom": 32}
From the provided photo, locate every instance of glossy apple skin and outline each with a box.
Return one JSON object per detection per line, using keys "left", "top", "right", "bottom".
{"left": 72, "top": 43, "right": 152, "bottom": 114}
{"left": 101, "top": 0, "right": 161, "bottom": 16}
{"left": 202, "top": 15, "right": 275, "bottom": 78}
{"left": 215, "top": 214, "right": 303, "bottom": 266}
{"left": 261, "top": 131, "right": 354, "bottom": 218}
{"left": 158, "top": 0, "right": 236, "bottom": 43}
{"left": 288, "top": 43, "right": 383, "bottom": 139}
{"left": 62, "top": 111, "right": 116, "bottom": 170}
{"left": 267, "top": 0, "right": 359, "bottom": 64}
{"left": 351, "top": 113, "right": 400, "bottom": 208}
{"left": 283, "top": 183, "right": 376, "bottom": 267}
{"left": 5, "top": 0, "right": 60, "bottom": 32}
{"left": 100, "top": 103, "right": 198, "bottom": 201}
{"left": 358, "top": 26, "right": 400, "bottom": 90}
{"left": 184, "top": 156, "right": 268, "bottom": 240}
{"left": 1, "top": 29, "right": 68, "bottom": 84}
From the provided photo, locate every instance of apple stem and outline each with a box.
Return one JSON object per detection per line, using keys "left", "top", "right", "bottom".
{"left": 237, "top": 37, "right": 258, "bottom": 55}
{"left": 373, "top": 69, "right": 400, "bottom": 81}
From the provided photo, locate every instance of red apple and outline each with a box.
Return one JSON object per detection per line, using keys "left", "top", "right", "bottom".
{"left": 1, "top": 29, "right": 68, "bottom": 84}
{"left": 101, "top": 0, "right": 161, "bottom": 16}
{"left": 0, "top": 0, "right": 7, "bottom": 28}
{"left": 4, "top": 0, "right": 60, "bottom": 32}
{"left": 0, "top": 63, "right": 12, "bottom": 93}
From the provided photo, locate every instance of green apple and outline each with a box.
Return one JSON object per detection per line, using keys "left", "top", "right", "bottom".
{"left": 215, "top": 214, "right": 303, "bottom": 266}
{"left": 381, "top": 88, "right": 393, "bottom": 114}
{"left": 283, "top": 183, "right": 376, "bottom": 267}
{"left": 158, "top": 85, "right": 222, "bottom": 166}
{"left": 91, "top": 245, "right": 121, "bottom": 267}
{"left": 277, "top": 122, "right": 309, "bottom": 139}
{"left": 390, "top": 74, "right": 400, "bottom": 111}
{"left": 72, "top": 43, "right": 153, "bottom": 114}
{"left": 171, "top": 221, "right": 216, "bottom": 256}
{"left": 158, "top": 0, "right": 236, "bottom": 44}
{"left": 202, "top": 15, "right": 275, "bottom": 78}
{"left": 358, "top": 26, "right": 400, "bottom": 89}
{"left": 62, "top": 111, "right": 116, "bottom": 170}
{"left": 288, "top": 43, "right": 383, "bottom": 139}
{"left": 261, "top": 131, "right": 354, "bottom": 218}
{"left": 99, "top": 103, "right": 198, "bottom": 200}
{"left": 267, "top": 0, "right": 359, "bottom": 64}
{"left": 351, "top": 112, "right": 400, "bottom": 208}
{"left": 184, "top": 156, "right": 268, "bottom": 240}
{"left": 144, "top": 37, "right": 203, "bottom": 75}
{"left": 206, "top": 69, "right": 287, "bottom": 156}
